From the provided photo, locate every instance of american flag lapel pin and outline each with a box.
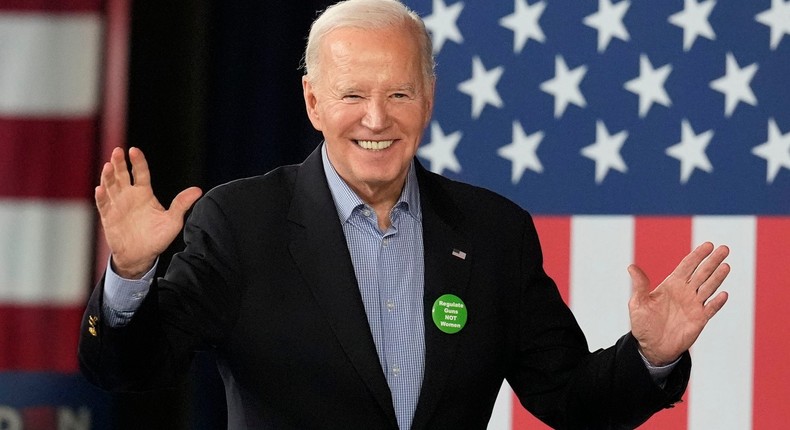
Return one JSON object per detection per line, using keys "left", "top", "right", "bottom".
{"left": 451, "top": 248, "right": 467, "bottom": 260}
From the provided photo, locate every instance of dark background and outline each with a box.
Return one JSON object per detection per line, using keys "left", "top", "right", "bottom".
{"left": 113, "top": 1, "right": 334, "bottom": 428}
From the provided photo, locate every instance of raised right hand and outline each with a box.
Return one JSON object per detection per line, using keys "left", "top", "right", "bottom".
{"left": 95, "top": 147, "right": 203, "bottom": 279}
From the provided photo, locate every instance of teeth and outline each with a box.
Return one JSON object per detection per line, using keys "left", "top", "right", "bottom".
{"left": 357, "top": 140, "right": 394, "bottom": 150}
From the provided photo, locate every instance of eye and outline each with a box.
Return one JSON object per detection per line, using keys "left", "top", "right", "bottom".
{"left": 391, "top": 93, "right": 409, "bottom": 99}
{"left": 342, "top": 94, "right": 363, "bottom": 101}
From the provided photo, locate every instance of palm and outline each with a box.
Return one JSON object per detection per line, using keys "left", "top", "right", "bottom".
{"left": 628, "top": 243, "right": 730, "bottom": 366}
{"left": 96, "top": 147, "right": 202, "bottom": 278}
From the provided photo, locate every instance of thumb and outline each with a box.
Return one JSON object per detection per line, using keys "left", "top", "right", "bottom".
{"left": 168, "top": 186, "right": 203, "bottom": 218}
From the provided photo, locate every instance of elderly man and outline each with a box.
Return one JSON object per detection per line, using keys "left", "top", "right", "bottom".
{"left": 79, "top": 0, "right": 730, "bottom": 428}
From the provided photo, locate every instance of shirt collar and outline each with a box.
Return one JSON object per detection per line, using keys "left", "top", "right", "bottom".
{"left": 321, "top": 143, "right": 422, "bottom": 224}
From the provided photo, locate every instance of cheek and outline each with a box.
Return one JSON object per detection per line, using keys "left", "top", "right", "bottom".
{"left": 394, "top": 102, "right": 430, "bottom": 125}
{"left": 322, "top": 105, "right": 362, "bottom": 133}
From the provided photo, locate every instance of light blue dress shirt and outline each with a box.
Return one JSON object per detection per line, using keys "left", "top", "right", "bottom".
{"left": 321, "top": 145, "right": 426, "bottom": 430}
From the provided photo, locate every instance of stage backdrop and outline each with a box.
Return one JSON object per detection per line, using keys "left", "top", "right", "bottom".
{"left": 3, "top": 1, "right": 787, "bottom": 429}
{"left": 0, "top": 0, "right": 117, "bottom": 428}
{"left": 402, "top": 1, "right": 790, "bottom": 429}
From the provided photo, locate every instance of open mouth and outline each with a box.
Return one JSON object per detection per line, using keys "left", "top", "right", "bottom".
{"left": 356, "top": 140, "right": 394, "bottom": 150}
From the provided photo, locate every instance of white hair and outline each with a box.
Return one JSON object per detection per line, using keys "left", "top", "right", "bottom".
{"left": 302, "top": 0, "right": 435, "bottom": 85}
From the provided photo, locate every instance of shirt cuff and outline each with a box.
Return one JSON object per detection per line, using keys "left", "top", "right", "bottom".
{"left": 102, "top": 257, "right": 158, "bottom": 327}
{"left": 639, "top": 350, "right": 680, "bottom": 388}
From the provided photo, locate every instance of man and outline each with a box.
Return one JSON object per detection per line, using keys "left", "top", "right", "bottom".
{"left": 79, "top": 0, "right": 730, "bottom": 428}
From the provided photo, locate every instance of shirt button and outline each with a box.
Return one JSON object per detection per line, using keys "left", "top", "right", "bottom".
{"left": 362, "top": 209, "right": 371, "bottom": 217}
{"left": 392, "top": 364, "right": 401, "bottom": 376}
{"left": 132, "top": 292, "right": 145, "bottom": 300}
{"left": 386, "top": 299, "right": 395, "bottom": 312}
{"left": 382, "top": 238, "right": 389, "bottom": 247}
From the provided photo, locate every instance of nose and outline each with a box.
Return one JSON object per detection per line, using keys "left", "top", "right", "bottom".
{"left": 361, "top": 97, "right": 391, "bottom": 132}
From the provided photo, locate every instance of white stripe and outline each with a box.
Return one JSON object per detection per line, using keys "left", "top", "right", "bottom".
{"left": 487, "top": 381, "right": 513, "bottom": 430}
{"left": 0, "top": 199, "right": 92, "bottom": 305}
{"left": 0, "top": 13, "right": 103, "bottom": 117}
{"left": 688, "top": 216, "right": 755, "bottom": 430}
{"left": 570, "top": 216, "right": 634, "bottom": 351}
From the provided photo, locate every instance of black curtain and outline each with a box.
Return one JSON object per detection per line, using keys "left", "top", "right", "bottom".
{"left": 115, "top": 1, "right": 333, "bottom": 428}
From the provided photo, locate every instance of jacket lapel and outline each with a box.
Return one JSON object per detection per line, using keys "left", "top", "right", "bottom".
{"left": 411, "top": 162, "right": 473, "bottom": 429}
{"left": 286, "top": 146, "right": 397, "bottom": 425}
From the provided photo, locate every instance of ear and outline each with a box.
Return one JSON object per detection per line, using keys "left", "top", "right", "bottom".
{"left": 302, "top": 76, "right": 322, "bottom": 131}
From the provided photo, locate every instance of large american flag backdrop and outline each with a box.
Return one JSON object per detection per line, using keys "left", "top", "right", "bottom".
{"left": 405, "top": 0, "right": 790, "bottom": 429}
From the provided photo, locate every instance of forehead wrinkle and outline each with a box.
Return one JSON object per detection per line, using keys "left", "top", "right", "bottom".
{"left": 317, "top": 27, "right": 427, "bottom": 94}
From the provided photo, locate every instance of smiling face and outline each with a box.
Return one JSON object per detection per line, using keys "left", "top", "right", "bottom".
{"left": 302, "top": 24, "right": 434, "bottom": 204}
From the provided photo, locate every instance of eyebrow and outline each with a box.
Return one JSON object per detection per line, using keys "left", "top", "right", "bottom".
{"left": 392, "top": 84, "right": 418, "bottom": 93}
{"left": 335, "top": 82, "right": 419, "bottom": 93}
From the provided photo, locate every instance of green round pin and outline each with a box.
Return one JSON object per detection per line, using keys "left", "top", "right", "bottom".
{"left": 431, "top": 294, "right": 467, "bottom": 334}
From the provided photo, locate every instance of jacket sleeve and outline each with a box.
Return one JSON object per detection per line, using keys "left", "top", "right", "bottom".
{"left": 78, "top": 192, "right": 244, "bottom": 392}
{"left": 506, "top": 212, "right": 690, "bottom": 429}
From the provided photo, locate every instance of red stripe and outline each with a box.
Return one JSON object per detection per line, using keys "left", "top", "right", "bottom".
{"left": 0, "top": 305, "right": 83, "bottom": 372}
{"left": 753, "top": 217, "right": 790, "bottom": 428}
{"left": 510, "top": 216, "right": 571, "bottom": 429}
{"left": 533, "top": 217, "right": 571, "bottom": 304}
{"left": 633, "top": 217, "right": 691, "bottom": 429}
{"left": 0, "top": 0, "right": 102, "bottom": 12}
{"left": 0, "top": 118, "right": 98, "bottom": 200}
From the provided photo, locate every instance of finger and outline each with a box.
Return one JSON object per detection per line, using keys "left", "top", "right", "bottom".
{"left": 168, "top": 187, "right": 203, "bottom": 219}
{"left": 628, "top": 264, "right": 650, "bottom": 307}
{"left": 703, "top": 291, "right": 728, "bottom": 321}
{"left": 128, "top": 147, "right": 152, "bottom": 187}
{"left": 696, "top": 262, "right": 730, "bottom": 303}
{"left": 688, "top": 245, "right": 730, "bottom": 288}
{"left": 109, "top": 146, "right": 132, "bottom": 185}
{"left": 94, "top": 184, "right": 109, "bottom": 213}
{"left": 669, "top": 241, "right": 715, "bottom": 283}
{"left": 99, "top": 160, "right": 115, "bottom": 190}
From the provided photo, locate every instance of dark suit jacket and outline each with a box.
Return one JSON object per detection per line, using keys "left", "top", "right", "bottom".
{"left": 79, "top": 145, "right": 690, "bottom": 429}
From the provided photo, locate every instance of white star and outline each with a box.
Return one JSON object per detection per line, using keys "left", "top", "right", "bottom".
{"left": 665, "top": 119, "right": 714, "bottom": 184}
{"left": 423, "top": 0, "right": 465, "bottom": 54}
{"left": 624, "top": 54, "right": 673, "bottom": 118}
{"left": 418, "top": 121, "right": 463, "bottom": 175}
{"left": 499, "top": 0, "right": 546, "bottom": 54}
{"left": 581, "top": 120, "right": 629, "bottom": 184}
{"left": 583, "top": 0, "right": 631, "bottom": 53}
{"left": 755, "top": 0, "right": 790, "bottom": 50}
{"left": 497, "top": 121, "right": 544, "bottom": 184}
{"left": 752, "top": 118, "right": 790, "bottom": 184}
{"left": 457, "top": 56, "right": 504, "bottom": 119}
{"left": 709, "top": 52, "right": 758, "bottom": 118}
{"left": 668, "top": 0, "right": 717, "bottom": 51}
{"left": 539, "top": 55, "right": 588, "bottom": 118}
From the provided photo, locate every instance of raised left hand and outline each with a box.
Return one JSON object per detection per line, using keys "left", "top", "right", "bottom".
{"left": 628, "top": 242, "right": 730, "bottom": 366}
